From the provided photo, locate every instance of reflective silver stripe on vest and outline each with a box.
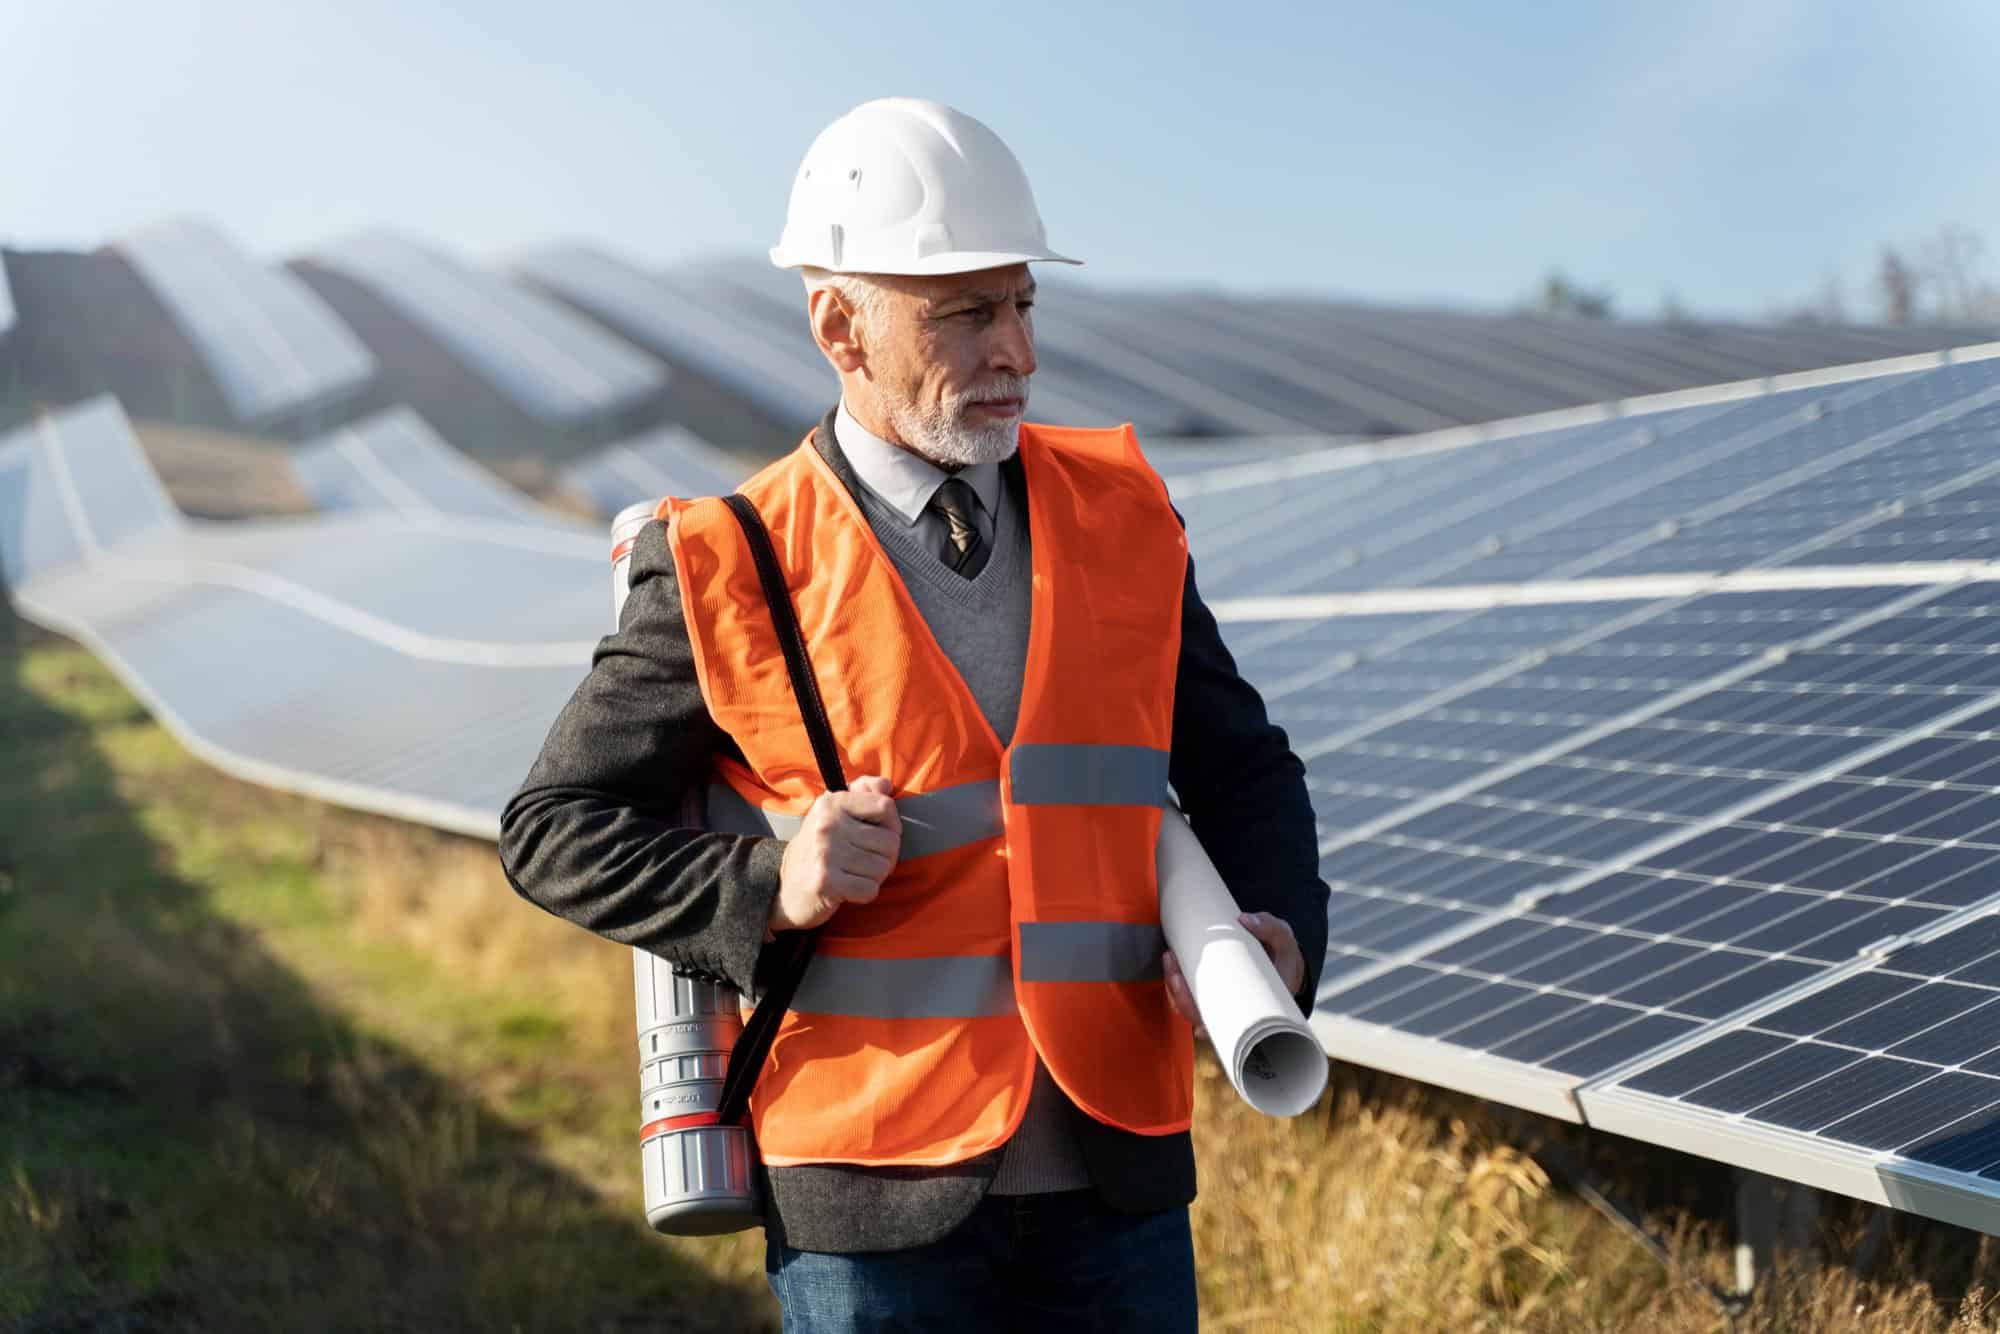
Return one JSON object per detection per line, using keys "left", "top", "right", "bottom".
{"left": 894, "top": 781, "right": 1003, "bottom": 860}
{"left": 1017, "top": 921, "right": 1166, "bottom": 984}
{"left": 790, "top": 954, "right": 1017, "bottom": 1019}
{"left": 1007, "top": 744, "right": 1170, "bottom": 808}
{"left": 706, "top": 784, "right": 795, "bottom": 838}
{"left": 706, "top": 781, "right": 1002, "bottom": 860}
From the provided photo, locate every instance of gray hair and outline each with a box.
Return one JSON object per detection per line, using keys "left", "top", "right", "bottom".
{"left": 799, "top": 266, "right": 892, "bottom": 334}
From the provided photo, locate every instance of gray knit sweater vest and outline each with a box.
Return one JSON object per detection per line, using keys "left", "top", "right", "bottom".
{"left": 848, "top": 461, "right": 1091, "bottom": 1195}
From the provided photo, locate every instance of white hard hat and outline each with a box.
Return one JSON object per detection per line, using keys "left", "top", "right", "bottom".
{"left": 770, "top": 98, "right": 1080, "bottom": 276}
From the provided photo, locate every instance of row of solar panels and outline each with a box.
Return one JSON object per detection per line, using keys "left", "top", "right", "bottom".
{"left": 0, "top": 397, "right": 603, "bottom": 834}
{"left": 1168, "top": 345, "right": 2000, "bottom": 1233}
{"left": 7, "top": 218, "right": 1995, "bottom": 449}
{"left": 587, "top": 252, "right": 2000, "bottom": 441}
{"left": 0, "top": 397, "right": 760, "bottom": 822}
{"left": 13, "top": 342, "right": 2000, "bottom": 1236}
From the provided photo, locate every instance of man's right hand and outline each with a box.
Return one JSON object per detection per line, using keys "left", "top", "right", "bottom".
{"left": 770, "top": 774, "right": 901, "bottom": 933}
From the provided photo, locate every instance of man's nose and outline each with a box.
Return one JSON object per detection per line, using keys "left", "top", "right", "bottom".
{"left": 988, "top": 306, "right": 1036, "bottom": 378}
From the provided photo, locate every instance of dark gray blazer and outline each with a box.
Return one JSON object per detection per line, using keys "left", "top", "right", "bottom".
{"left": 498, "top": 412, "right": 1329, "bottom": 1253}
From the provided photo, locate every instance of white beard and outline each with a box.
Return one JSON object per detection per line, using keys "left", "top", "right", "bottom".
{"left": 888, "top": 376, "right": 1030, "bottom": 467}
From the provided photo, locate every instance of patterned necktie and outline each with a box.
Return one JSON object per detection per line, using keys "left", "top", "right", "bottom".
{"left": 926, "top": 477, "right": 988, "bottom": 578}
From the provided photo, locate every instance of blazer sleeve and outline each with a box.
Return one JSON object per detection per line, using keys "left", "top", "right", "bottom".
{"left": 1167, "top": 543, "right": 1332, "bottom": 1017}
{"left": 497, "top": 518, "right": 784, "bottom": 995}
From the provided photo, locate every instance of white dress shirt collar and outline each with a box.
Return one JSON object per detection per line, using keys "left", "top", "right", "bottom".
{"left": 834, "top": 399, "right": 1002, "bottom": 527}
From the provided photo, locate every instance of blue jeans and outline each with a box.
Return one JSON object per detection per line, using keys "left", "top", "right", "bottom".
{"left": 764, "top": 1189, "right": 1197, "bottom": 1333}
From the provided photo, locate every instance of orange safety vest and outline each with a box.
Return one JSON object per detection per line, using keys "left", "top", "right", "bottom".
{"left": 665, "top": 421, "right": 1194, "bottom": 1168}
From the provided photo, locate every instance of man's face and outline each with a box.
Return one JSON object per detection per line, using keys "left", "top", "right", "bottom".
{"left": 862, "top": 264, "right": 1038, "bottom": 467}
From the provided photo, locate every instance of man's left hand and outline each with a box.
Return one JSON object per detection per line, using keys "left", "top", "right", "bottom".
{"left": 1163, "top": 911, "right": 1305, "bottom": 1036}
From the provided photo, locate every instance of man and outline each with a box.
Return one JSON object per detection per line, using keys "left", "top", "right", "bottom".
{"left": 499, "top": 98, "right": 1328, "bottom": 1332}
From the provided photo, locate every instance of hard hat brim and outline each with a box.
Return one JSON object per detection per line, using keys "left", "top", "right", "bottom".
{"left": 770, "top": 246, "right": 1082, "bottom": 275}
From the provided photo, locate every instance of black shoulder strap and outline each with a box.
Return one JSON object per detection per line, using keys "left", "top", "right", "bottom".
{"left": 721, "top": 493, "right": 847, "bottom": 797}
{"left": 714, "top": 492, "right": 844, "bottom": 1127}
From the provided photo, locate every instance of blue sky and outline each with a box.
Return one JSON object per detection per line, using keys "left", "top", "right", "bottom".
{"left": 4, "top": 1, "right": 1995, "bottom": 319}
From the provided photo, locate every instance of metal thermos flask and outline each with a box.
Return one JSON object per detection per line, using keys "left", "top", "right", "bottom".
{"left": 613, "top": 500, "right": 763, "bottom": 1235}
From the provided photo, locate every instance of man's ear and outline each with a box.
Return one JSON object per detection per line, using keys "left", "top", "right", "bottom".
{"left": 809, "top": 287, "right": 867, "bottom": 374}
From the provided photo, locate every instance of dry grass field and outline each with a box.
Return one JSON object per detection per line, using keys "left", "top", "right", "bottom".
{"left": 9, "top": 622, "right": 2000, "bottom": 1330}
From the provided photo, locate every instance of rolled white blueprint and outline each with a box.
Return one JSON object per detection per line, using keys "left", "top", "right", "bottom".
{"left": 1157, "top": 805, "right": 1329, "bottom": 1117}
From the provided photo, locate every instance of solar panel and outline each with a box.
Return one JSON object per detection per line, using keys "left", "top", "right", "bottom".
{"left": 1059, "top": 292, "right": 1460, "bottom": 437}
{"left": 1218, "top": 298, "right": 1998, "bottom": 430}
{"left": 2, "top": 396, "right": 600, "bottom": 837}
{"left": 1174, "top": 344, "right": 2000, "bottom": 1231}
{"left": 685, "top": 255, "right": 2000, "bottom": 441}
{"left": 117, "top": 219, "right": 378, "bottom": 425}
{"left": 312, "top": 232, "right": 667, "bottom": 427}
{"left": 514, "top": 244, "right": 831, "bottom": 429}
{"left": 1306, "top": 584, "right": 2000, "bottom": 1095}
{"left": 293, "top": 406, "right": 569, "bottom": 528}
{"left": 1216, "top": 297, "right": 1601, "bottom": 427}
{"left": 559, "top": 425, "right": 753, "bottom": 518}
{"left": 1180, "top": 366, "right": 1990, "bottom": 601}
{"left": 0, "top": 397, "right": 182, "bottom": 585}
{"left": 1587, "top": 909, "right": 2000, "bottom": 1234}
